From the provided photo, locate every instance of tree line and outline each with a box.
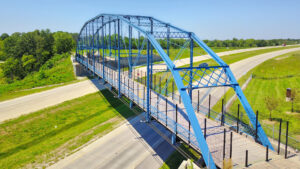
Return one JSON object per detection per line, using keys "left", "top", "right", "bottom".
{"left": 0, "top": 30, "right": 78, "bottom": 81}
{"left": 83, "top": 34, "right": 299, "bottom": 49}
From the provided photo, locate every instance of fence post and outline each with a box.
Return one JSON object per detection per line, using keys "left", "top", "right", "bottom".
{"left": 223, "top": 129, "right": 226, "bottom": 160}
{"left": 159, "top": 76, "right": 161, "bottom": 94}
{"left": 188, "top": 121, "right": 190, "bottom": 145}
{"left": 172, "top": 81, "right": 174, "bottom": 100}
{"left": 204, "top": 118, "right": 207, "bottom": 139}
{"left": 208, "top": 94, "right": 211, "bottom": 118}
{"left": 165, "top": 79, "right": 168, "bottom": 96}
{"left": 285, "top": 121, "right": 289, "bottom": 159}
{"left": 255, "top": 110, "right": 258, "bottom": 142}
{"left": 245, "top": 150, "right": 248, "bottom": 167}
{"left": 278, "top": 119, "right": 282, "bottom": 154}
{"left": 156, "top": 94, "right": 159, "bottom": 120}
{"left": 221, "top": 99, "right": 224, "bottom": 126}
{"left": 165, "top": 98, "right": 168, "bottom": 126}
{"left": 237, "top": 104, "right": 240, "bottom": 133}
{"left": 266, "top": 145, "right": 269, "bottom": 161}
{"left": 143, "top": 86, "right": 146, "bottom": 109}
{"left": 197, "top": 90, "right": 200, "bottom": 113}
{"left": 230, "top": 132, "right": 233, "bottom": 159}
{"left": 176, "top": 104, "right": 178, "bottom": 136}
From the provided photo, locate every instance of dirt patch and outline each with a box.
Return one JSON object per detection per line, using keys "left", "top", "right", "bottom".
{"left": 262, "top": 119, "right": 276, "bottom": 125}
{"left": 285, "top": 111, "right": 299, "bottom": 115}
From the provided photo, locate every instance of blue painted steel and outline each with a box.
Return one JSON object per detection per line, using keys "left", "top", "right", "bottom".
{"left": 146, "top": 39, "right": 150, "bottom": 122}
{"left": 75, "top": 14, "right": 274, "bottom": 168}
{"left": 102, "top": 17, "right": 105, "bottom": 80}
{"left": 189, "top": 35, "right": 193, "bottom": 99}
{"left": 192, "top": 35, "right": 273, "bottom": 150}
{"left": 117, "top": 19, "right": 121, "bottom": 97}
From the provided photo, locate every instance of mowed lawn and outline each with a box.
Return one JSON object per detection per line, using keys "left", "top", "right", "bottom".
{"left": 0, "top": 90, "right": 137, "bottom": 169}
{"left": 225, "top": 51, "right": 300, "bottom": 148}
{"left": 140, "top": 45, "right": 300, "bottom": 95}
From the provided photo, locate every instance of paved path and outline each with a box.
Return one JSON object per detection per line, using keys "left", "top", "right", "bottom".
{"left": 0, "top": 80, "right": 101, "bottom": 123}
{"left": 48, "top": 114, "right": 174, "bottom": 169}
{"left": 134, "top": 45, "right": 293, "bottom": 75}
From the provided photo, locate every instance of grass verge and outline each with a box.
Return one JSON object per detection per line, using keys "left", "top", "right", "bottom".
{"left": 0, "top": 89, "right": 139, "bottom": 169}
{"left": 213, "top": 50, "right": 300, "bottom": 149}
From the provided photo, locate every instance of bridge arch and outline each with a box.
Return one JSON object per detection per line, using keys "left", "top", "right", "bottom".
{"left": 76, "top": 14, "right": 273, "bottom": 168}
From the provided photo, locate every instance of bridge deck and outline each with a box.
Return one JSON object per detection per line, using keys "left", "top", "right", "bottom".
{"left": 77, "top": 57, "right": 296, "bottom": 168}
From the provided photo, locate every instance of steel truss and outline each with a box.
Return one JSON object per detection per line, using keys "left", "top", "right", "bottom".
{"left": 76, "top": 14, "right": 273, "bottom": 169}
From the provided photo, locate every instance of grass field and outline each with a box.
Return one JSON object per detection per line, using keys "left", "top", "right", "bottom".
{"left": 0, "top": 53, "right": 77, "bottom": 101}
{"left": 213, "top": 50, "right": 300, "bottom": 148}
{"left": 0, "top": 89, "right": 138, "bottom": 169}
{"left": 82, "top": 46, "right": 245, "bottom": 60}
{"left": 138, "top": 45, "right": 300, "bottom": 95}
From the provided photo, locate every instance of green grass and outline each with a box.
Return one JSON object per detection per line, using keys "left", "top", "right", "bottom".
{"left": 213, "top": 51, "right": 300, "bottom": 149}
{"left": 81, "top": 47, "right": 244, "bottom": 61}
{"left": 0, "top": 53, "right": 77, "bottom": 101}
{"left": 139, "top": 45, "right": 300, "bottom": 96}
{"left": 160, "top": 144, "right": 202, "bottom": 169}
{"left": 0, "top": 89, "right": 138, "bottom": 169}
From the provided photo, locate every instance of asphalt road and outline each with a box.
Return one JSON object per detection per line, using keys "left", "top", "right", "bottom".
{"left": 134, "top": 45, "right": 292, "bottom": 74}
{"left": 48, "top": 114, "right": 174, "bottom": 169}
{"left": 0, "top": 79, "right": 101, "bottom": 123}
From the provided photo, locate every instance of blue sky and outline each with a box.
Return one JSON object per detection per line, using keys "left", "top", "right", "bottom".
{"left": 0, "top": 0, "right": 299, "bottom": 39}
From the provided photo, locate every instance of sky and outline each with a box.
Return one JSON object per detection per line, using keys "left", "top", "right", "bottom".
{"left": 0, "top": 0, "right": 299, "bottom": 40}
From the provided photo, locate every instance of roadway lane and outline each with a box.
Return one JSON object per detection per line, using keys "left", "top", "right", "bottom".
{"left": 48, "top": 114, "right": 174, "bottom": 169}
{"left": 0, "top": 79, "right": 102, "bottom": 123}
{"left": 134, "top": 45, "right": 295, "bottom": 74}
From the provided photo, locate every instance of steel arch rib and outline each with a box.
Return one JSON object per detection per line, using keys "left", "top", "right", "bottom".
{"left": 110, "top": 15, "right": 217, "bottom": 168}
{"left": 75, "top": 14, "right": 274, "bottom": 168}
{"left": 191, "top": 35, "right": 274, "bottom": 150}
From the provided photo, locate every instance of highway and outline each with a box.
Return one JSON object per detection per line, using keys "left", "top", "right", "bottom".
{"left": 0, "top": 79, "right": 100, "bottom": 123}
{"left": 48, "top": 114, "right": 174, "bottom": 169}
{"left": 134, "top": 45, "right": 293, "bottom": 74}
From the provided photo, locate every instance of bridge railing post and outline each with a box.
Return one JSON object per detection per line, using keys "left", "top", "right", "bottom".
{"left": 278, "top": 119, "right": 282, "bottom": 154}
{"left": 208, "top": 94, "right": 211, "bottom": 118}
{"left": 285, "top": 121, "right": 289, "bottom": 159}
{"left": 223, "top": 129, "right": 226, "bottom": 160}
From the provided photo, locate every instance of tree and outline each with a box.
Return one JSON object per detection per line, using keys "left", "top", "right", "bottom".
{"left": 22, "top": 54, "right": 36, "bottom": 73}
{"left": 0, "top": 40, "right": 5, "bottom": 60}
{"left": 0, "top": 33, "right": 9, "bottom": 40}
{"left": 53, "top": 32, "right": 74, "bottom": 54}
{"left": 1, "top": 57, "right": 24, "bottom": 80}
{"left": 264, "top": 96, "right": 279, "bottom": 121}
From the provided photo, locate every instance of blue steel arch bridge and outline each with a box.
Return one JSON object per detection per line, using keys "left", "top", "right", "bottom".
{"left": 75, "top": 14, "right": 276, "bottom": 168}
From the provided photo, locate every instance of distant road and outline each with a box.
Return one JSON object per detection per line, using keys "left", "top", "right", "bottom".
{"left": 0, "top": 79, "right": 101, "bottom": 123}
{"left": 48, "top": 114, "right": 174, "bottom": 169}
{"left": 134, "top": 45, "right": 297, "bottom": 74}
